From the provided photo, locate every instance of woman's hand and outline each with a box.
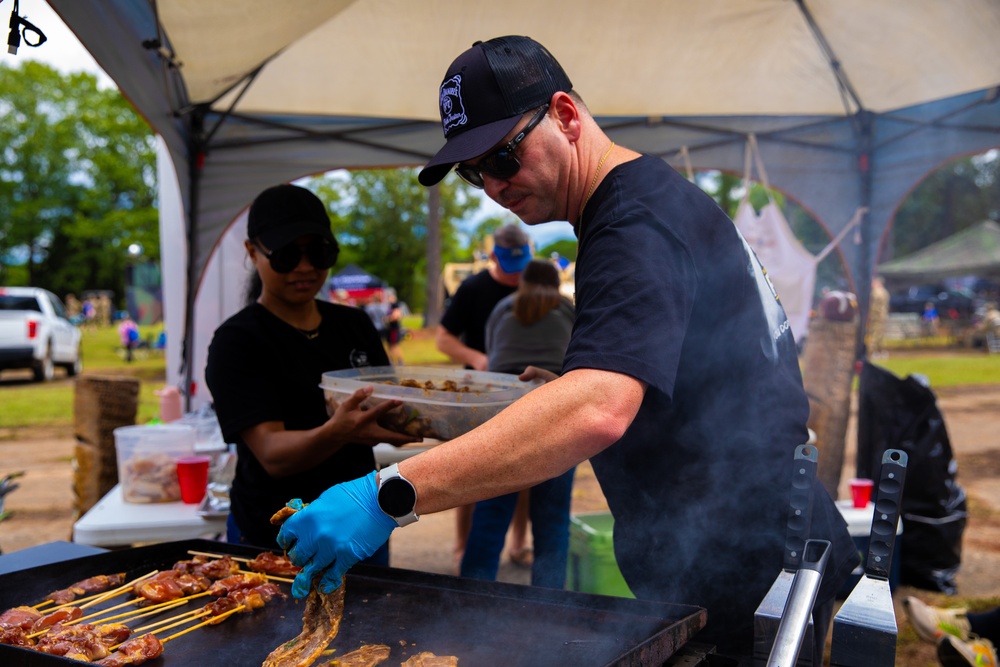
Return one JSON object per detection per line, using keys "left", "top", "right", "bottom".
{"left": 519, "top": 365, "right": 558, "bottom": 384}
{"left": 327, "top": 386, "right": 420, "bottom": 447}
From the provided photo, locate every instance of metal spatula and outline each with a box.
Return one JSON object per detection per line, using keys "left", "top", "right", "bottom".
{"left": 754, "top": 444, "right": 818, "bottom": 666}
{"left": 830, "top": 449, "right": 908, "bottom": 667}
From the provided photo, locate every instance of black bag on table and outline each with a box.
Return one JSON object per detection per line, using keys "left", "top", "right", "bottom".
{"left": 856, "top": 361, "right": 967, "bottom": 594}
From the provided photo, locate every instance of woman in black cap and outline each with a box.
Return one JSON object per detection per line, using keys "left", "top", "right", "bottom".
{"left": 206, "top": 183, "right": 417, "bottom": 551}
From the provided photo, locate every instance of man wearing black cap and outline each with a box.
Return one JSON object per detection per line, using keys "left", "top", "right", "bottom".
{"left": 206, "top": 184, "right": 416, "bottom": 550}
{"left": 278, "top": 37, "right": 857, "bottom": 663}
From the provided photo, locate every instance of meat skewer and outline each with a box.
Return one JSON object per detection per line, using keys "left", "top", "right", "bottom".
{"left": 0, "top": 606, "right": 43, "bottom": 631}
{"left": 77, "top": 571, "right": 161, "bottom": 611}
{"left": 93, "top": 633, "right": 164, "bottom": 666}
{"left": 187, "top": 549, "right": 302, "bottom": 577}
{"left": 36, "top": 570, "right": 159, "bottom": 614}
{"left": 34, "top": 573, "right": 128, "bottom": 608}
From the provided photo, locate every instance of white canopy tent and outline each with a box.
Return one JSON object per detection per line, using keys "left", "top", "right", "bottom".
{"left": 47, "top": 0, "right": 1000, "bottom": 404}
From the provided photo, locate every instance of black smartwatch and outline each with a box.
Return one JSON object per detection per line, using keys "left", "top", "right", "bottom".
{"left": 376, "top": 463, "right": 419, "bottom": 526}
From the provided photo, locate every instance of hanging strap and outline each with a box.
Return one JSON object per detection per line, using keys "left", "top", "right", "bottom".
{"left": 747, "top": 133, "right": 777, "bottom": 207}
{"left": 676, "top": 146, "right": 695, "bottom": 181}
{"left": 815, "top": 207, "right": 867, "bottom": 263}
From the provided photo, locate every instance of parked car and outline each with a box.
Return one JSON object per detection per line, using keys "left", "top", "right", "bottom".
{"left": 888, "top": 284, "right": 981, "bottom": 321}
{"left": 0, "top": 287, "right": 83, "bottom": 382}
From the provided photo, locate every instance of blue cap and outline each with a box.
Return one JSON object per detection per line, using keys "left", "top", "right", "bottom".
{"left": 493, "top": 244, "right": 532, "bottom": 274}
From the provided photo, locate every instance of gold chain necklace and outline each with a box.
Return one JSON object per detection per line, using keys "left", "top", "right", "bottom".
{"left": 579, "top": 141, "right": 615, "bottom": 226}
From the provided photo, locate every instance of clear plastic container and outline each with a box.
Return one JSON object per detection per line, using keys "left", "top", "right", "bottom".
{"left": 114, "top": 424, "right": 196, "bottom": 503}
{"left": 321, "top": 366, "right": 542, "bottom": 440}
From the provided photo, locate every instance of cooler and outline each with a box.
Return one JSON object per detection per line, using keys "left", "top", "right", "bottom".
{"left": 836, "top": 499, "right": 903, "bottom": 599}
{"left": 566, "top": 512, "right": 634, "bottom": 598}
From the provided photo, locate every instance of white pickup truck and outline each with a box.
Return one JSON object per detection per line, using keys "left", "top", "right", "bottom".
{"left": 0, "top": 287, "right": 83, "bottom": 382}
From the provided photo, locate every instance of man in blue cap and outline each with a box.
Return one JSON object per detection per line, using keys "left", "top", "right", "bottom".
{"left": 435, "top": 223, "right": 533, "bottom": 571}
{"left": 436, "top": 223, "right": 533, "bottom": 372}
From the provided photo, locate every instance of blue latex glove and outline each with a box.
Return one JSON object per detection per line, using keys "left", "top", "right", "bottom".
{"left": 277, "top": 471, "right": 397, "bottom": 598}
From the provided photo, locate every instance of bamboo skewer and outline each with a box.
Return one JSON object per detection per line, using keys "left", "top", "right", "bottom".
{"left": 99, "top": 597, "right": 192, "bottom": 627}
{"left": 238, "top": 569, "right": 294, "bottom": 583}
{"left": 160, "top": 604, "right": 246, "bottom": 644}
{"left": 82, "top": 591, "right": 213, "bottom": 626}
{"left": 135, "top": 608, "right": 212, "bottom": 637}
{"left": 132, "top": 606, "right": 209, "bottom": 633}
{"left": 187, "top": 549, "right": 250, "bottom": 562}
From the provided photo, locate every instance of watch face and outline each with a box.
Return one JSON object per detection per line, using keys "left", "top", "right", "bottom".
{"left": 378, "top": 477, "right": 417, "bottom": 518}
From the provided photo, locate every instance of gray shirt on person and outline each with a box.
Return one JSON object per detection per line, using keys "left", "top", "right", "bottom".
{"left": 485, "top": 294, "right": 575, "bottom": 375}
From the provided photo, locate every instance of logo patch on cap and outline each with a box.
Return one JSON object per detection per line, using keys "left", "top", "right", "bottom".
{"left": 440, "top": 75, "right": 468, "bottom": 136}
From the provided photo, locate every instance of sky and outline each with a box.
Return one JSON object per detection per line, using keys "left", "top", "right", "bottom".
{"left": 2, "top": 0, "right": 576, "bottom": 251}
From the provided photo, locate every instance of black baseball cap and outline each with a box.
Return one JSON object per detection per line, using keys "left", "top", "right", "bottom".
{"left": 247, "top": 184, "right": 337, "bottom": 250}
{"left": 418, "top": 35, "right": 573, "bottom": 187}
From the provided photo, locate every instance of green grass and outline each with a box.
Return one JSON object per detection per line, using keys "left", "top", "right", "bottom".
{"left": 0, "top": 325, "right": 167, "bottom": 430}
{"left": 15, "top": 318, "right": 994, "bottom": 431}
{"left": 0, "top": 319, "right": 455, "bottom": 430}
{"left": 873, "top": 352, "right": 1000, "bottom": 388}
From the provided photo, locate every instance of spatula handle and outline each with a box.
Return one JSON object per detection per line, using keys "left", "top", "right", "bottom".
{"left": 783, "top": 444, "right": 818, "bottom": 571}
{"left": 866, "top": 449, "right": 907, "bottom": 579}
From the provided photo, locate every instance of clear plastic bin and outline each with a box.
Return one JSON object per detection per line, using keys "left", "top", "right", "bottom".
{"left": 321, "top": 366, "right": 541, "bottom": 440}
{"left": 114, "top": 424, "right": 195, "bottom": 503}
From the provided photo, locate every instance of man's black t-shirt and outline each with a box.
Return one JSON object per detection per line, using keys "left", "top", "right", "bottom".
{"left": 440, "top": 270, "right": 516, "bottom": 358}
{"left": 205, "top": 300, "right": 389, "bottom": 547}
{"left": 565, "top": 155, "right": 858, "bottom": 648}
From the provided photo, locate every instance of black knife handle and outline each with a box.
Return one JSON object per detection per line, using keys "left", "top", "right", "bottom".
{"left": 866, "top": 449, "right": 907, "bottom": 579}
{"left": 783, "top": 444, "right": 818, "bottom": 571}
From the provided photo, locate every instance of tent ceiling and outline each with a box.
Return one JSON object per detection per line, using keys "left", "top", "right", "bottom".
{"left": 163, "top": 0, "right": 1000, "bottom": 119}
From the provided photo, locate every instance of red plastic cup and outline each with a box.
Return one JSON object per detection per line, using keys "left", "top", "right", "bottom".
{"left": 176, "top": 456, "right": 211, "bottom": 504}
{"left": 849, "top": 478, "right": 874, "bottom": 508}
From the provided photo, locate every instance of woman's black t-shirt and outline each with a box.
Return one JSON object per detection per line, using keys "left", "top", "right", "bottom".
{"left": 205, "top": 300, "right": 389, "bottom": 547}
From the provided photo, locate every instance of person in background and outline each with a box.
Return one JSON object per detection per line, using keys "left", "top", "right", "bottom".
{"left": 65, "top": 293, "right": 82, "bottom": 322}
{"left": 206, "top": 183, "right": 417, "bottom": 550}
{"left": 277, "top": 36, "right": 857, "bottom": 663}
{"left": 435, "top": 223, "right": 533, "bottom": 571}
{"left": 383, "top": 289, "right": 405, "bottom": 365}
{"left": 461, "top": 259, "right": 576, "bottom": 588}
{"left": 866, "top": 275, "right": 890, "bottom": 359}
{"left": 903, "top": 596, "right": 998, "bottom": 667}
{"left": 363, "top": 294, "right": 387, "bottom": 341}
{"left": 922, "top": 300, "right": 941, "bottom": 337}
{"left": 117, "top": 316, "right": 140, "bottom": 363}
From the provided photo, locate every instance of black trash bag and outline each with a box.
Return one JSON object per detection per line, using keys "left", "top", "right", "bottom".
{"left": 856, "top": 361, "right": 966, "bottom": 594}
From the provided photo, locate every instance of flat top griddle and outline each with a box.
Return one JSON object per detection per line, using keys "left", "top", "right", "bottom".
{"left": 0, "top": 539, "right": 704, "bottom": 667}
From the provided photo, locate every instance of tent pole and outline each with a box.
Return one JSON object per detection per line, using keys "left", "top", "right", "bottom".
{"left": 855, "top": 112, "right": 875, "bottom": 361}
{"left": 181, "top": 108, "right": 207, "bottom": 412}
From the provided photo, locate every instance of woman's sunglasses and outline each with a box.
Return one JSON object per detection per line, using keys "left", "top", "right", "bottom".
{"left": 253, "top": 238, "right": 339, "bottom": 273}
{"left": 455, "top": 104, "right": 549, "bottom": 189}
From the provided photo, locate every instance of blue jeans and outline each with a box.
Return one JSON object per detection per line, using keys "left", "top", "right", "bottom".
{"left": 460, "top": 468, "right": 576, "bottom": 589}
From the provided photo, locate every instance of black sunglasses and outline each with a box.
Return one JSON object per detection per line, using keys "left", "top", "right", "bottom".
{"left": 253, "top": 238, "right": 339, "bottom": 273}
{"left": 455, "top": 104, "right": 549, "bottom": 189}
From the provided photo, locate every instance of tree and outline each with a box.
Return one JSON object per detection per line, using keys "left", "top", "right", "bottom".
{"left": 0, "top": 61, "right": 157, "bottom": 302}
{"left": 305, "top": 169, "right": 481, "bottom": 312}
{"left": 890, "top": 152, "right": 1000, "bottom": 261}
